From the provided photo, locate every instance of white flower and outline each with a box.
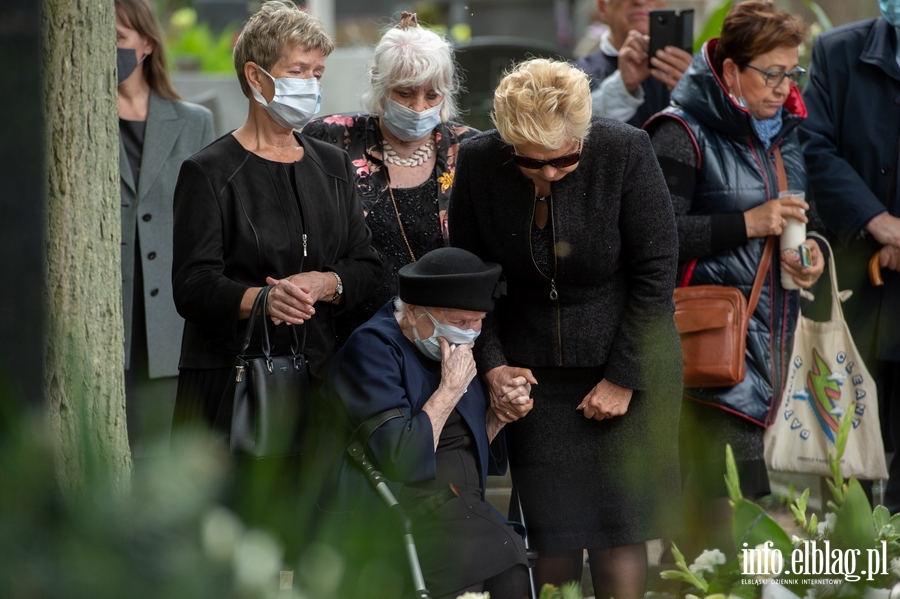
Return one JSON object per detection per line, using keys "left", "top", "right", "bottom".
{"left": 689, "top": 548, "right": 727, "bottom": 575}
{"left": 817, "top": 512, "right": 837, "bottom": 536}
{"left": 201, "top": 507, "right": 245, "bottom": 562}
{"left": 791, "top": 535, "right": 804, "bottom": 546}
{"left": 233, "top": 529, "right": 283, "bottom": 590}
{"left": 456, "top": 594, "right": 490, "bottom": 599}
{"left": 891, "top": 556, "right": 900, "bottom": 579}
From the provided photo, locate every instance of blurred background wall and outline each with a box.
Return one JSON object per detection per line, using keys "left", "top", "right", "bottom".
{"left": 158, "top": 0, "right": 882, "bottom": 135}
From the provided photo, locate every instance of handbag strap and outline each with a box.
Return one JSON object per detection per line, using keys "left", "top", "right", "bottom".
{"left": 239, "top": 285, "right": 272, "bottom": 354}
{"left": 744, "top": 148, "right": 789, "bottom": 315}
{"left": 807, "top": 231, "right": 847, "bottom": 323}
{"left": 239, "top": 284, "right": 305, "bottom": 359}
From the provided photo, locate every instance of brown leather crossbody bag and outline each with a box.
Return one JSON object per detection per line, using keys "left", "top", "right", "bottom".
{"left": 673, "top": 148, "right": 786, "bottom": 388}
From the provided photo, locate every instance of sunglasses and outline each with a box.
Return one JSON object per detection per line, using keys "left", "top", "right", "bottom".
{"left": 512, "top": 147, "right": 582, "bottom": 170}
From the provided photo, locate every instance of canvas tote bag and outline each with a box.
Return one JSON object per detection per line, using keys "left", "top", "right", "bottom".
{"left": 764, "top": 233, "right": 887, "bottom": 480}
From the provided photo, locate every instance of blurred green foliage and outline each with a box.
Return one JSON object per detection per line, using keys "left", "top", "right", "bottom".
{"left": 0, "top": 411, "right": 298, "bottom": 599}
{"left": 164, "top": 8, "right": 238, "bottom": 73}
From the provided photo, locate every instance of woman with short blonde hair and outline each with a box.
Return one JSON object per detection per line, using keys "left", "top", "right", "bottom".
{"left": 492, "top": 58, "right": 592, "bottom": 149}
{"left": 450, "top": 58, "right": 682, "bottom": 599}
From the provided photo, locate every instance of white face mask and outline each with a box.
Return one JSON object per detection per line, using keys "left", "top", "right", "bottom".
{"left": 251, "top": 66, "right": 322, "bottom": 130}
{"left": 413, "top": 308, "right": 480, "bottom": 361}
{"left": 382, "top": 98, "right": 443, "bottom": 142}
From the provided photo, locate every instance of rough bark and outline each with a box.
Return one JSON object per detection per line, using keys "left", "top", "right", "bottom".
{"left": 42, "top": 0, "right": 131, "bottom": 494}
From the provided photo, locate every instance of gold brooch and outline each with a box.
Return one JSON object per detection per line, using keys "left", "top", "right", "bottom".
{"left": 437, "top": 171, "right": 454, "bottom": 193}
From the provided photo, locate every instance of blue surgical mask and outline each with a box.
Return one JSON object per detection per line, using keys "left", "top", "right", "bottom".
{"left": 880, "top": 0, "right": 900, "bottom": 26}
{"left": 382, "top": 98, "right": 443, "bottom": 142}
{"left": 251, "top": 66, "right": 322, "bottom": 130}
{"left": 413, "top": 308, "right": 481, "bottom": 362}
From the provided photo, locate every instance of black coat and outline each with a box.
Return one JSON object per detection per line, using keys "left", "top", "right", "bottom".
{"left": 449, "top": 118, "right": 680, "bottom": 391}
{"left": 172, "top": 132, "right": 382, "bottom": 379}
{"left": 799, "top": 18, "right": 900, "bottom": 362}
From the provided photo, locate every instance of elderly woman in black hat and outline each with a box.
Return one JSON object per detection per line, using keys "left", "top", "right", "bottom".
{"left": 326, "top": 247, "right": 532, "bottom": 599}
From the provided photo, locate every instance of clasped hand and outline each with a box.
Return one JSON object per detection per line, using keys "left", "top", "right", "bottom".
{"left": 577, "top": 378, "right": 633, "bottom": 421}
{"left": 265, "top": 273, "right": 326, "bottom": 325}
{"left": 484, "top": 365, "right": 536, "bottom": 424}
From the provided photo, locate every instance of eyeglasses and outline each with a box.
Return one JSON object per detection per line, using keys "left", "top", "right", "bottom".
{"left": 745, "top": 64, "right": 807, "bottom": 88}
{"left": 512, "top": 146, "right": 582, "bottom": 170}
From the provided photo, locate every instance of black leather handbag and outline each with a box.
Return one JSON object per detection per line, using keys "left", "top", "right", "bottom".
{"left": 215, "top": 285, "right": 310, "bottom": 459}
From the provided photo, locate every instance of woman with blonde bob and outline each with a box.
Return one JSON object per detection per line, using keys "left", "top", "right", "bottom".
{"left": 304, "top": 12, "right": 477, "bottom": 343}
{"left": 450, "top": 58, "right": 682, "bottom": 598}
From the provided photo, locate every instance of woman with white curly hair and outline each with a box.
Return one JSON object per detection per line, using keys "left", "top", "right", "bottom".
{"left": 304, "top": 12, "right": 478, "bottom": 343}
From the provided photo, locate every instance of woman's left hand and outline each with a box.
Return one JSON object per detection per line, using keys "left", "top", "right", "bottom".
{"left": 781, "top": 238, "right": 825, "bottom": 289}
{"left": 265, "top": 275, "right": 317, "bottom": 325}
{"left": 577, "top": 379, "right": 633, "bottom": 421}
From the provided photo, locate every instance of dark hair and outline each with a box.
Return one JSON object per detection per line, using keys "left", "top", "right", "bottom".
{"left": 713, "top": 1, "right": 807, "bottom": 76}
{"left": 115, "top": 0, "right": 181, "bottom": 100}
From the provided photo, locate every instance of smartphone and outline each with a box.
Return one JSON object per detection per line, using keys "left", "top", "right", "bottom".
{"left": 649, "top": 9, "right": 694, "bottom": 59}
{"left": 800, "top": 244, "right": 812, "bottom": 268}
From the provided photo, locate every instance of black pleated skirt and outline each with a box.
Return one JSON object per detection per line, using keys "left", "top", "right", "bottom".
{"left": 505, "top": 366, "right": 682, "bottom": 551}
{"left": 172, "top": 367, "right": 232, "bottom": 432}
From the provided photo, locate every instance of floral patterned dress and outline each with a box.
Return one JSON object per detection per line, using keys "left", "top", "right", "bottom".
{"left": 303, "top": 114, "right": 478, "bottom": 342}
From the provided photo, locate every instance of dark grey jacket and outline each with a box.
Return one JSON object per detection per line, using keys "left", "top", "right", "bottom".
{"left": 449, "top": 118, "right": 680, "bottom": 391}
{"left": 120, "top": 92, "right": 214, "bottom": 378}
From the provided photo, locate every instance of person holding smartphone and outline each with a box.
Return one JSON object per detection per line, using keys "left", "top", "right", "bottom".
{"left": 574, "top": 0, "right": 693, "bottom": 127}
{"left": 644, "top": 1, "right": 826, "bottom": 559}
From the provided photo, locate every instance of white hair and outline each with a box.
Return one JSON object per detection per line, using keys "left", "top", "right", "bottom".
{"left": 362, "top": 24, "right": 460, "bottom": 121}
{"left": 393, "top": 296, "right": 409, "bottom": 317}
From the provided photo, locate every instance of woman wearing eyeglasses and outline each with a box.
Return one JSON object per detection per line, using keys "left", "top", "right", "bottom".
{"left": 645, "top": 1, "right": 825, "bottom": 558}
{"left": 450, "top": 58, "right": 682, "bottom": 599}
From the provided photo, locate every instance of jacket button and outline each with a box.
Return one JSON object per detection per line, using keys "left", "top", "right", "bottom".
{"left": 882, "top": 167, "right": 891, "bottom": 174}
{"left": 150, "top": 289, "right": 159, "bottom": 297}
{"left": 142, "top": 214, "right": 152, "bottom": 222}
{"left": 147, "top": 252, "right": 156, "bottom": 260}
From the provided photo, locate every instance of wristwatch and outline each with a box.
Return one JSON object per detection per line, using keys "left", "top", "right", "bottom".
{"left": 330, "top": 271, "right": 343, "bottom": 302}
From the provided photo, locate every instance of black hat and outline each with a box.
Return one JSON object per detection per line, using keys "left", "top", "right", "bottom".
{"left": 398, "top": 248, "right": 505, "bottom": 312}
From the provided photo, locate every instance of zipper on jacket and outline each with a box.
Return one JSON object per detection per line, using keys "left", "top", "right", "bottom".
{"left": 302, "top": 233, "right": 308, "bottom": 257}
{"left": 528, "top": 196, "right": 564, "bottom": 366}
{"left": 750, "top": 138, "right": 791, "bottom": 420}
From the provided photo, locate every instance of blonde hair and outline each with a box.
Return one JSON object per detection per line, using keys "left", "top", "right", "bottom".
{"left": 362, "top": 13, "right": 460, "bottom": 121}
{"left": 491, "top": 59, "right": 592, "bottom": 149}
{"left": 233, "top": 0, "right": 334, "bottom": 99}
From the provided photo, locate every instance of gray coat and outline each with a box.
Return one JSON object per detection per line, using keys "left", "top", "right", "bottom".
{"left": 119, "top": 92, "right": 214, "bottom": 378}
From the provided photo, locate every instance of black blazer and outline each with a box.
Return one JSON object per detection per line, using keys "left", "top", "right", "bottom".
{"left": 172, "top": 132, "right": 382, "bottom": 378}
{"left": 449, "top": 118, "right": 680, "bottom": 391}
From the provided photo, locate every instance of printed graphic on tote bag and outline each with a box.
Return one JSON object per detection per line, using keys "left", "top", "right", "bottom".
{"left": 780, "top": 348, "right": 869, "bottom": 446}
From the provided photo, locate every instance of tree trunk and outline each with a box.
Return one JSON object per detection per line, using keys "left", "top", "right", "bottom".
{"left": 42, "top": 0, "right": 131, "bottom": 494}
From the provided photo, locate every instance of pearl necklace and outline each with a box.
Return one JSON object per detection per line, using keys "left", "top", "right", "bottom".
{"left": 382, "top": 138, "right": 435, "bottom": 167}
